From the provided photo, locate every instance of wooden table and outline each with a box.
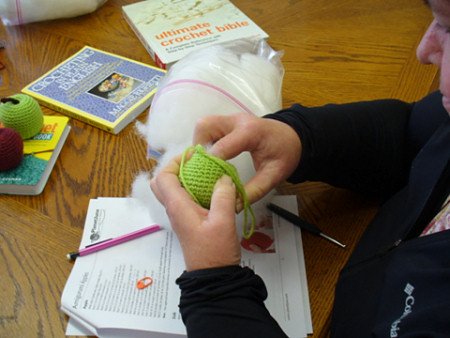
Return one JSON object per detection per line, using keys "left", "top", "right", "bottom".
{"left": 0, "top": 0, "right": 438, "bottom": 337}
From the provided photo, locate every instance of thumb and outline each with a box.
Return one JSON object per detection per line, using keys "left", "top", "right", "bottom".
{"left": 209, "top": 175, "right": 237, "bottom": 223}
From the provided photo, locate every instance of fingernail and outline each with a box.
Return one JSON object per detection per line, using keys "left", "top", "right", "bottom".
{"left": 208, "top": 147, "right": 220, "bottom": 158}
{"left": 208, "top": 144, "right": 223, "bottom": 159}
{"left": 217, "top": 174, "right": 233, "bottom": 186}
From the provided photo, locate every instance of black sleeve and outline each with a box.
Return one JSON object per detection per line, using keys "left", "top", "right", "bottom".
{"left": 266, "top": 99, "right": 414, "bottom": 198}
{"left": 176, "top": 266, "right": 288, "bottom": 338}
{"left": 265, "top": 92, "right": 448, "bottom": 198}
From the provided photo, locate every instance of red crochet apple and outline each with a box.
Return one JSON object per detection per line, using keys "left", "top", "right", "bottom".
{"left": 0, "top": 127, "right": 24, "bottom": 171}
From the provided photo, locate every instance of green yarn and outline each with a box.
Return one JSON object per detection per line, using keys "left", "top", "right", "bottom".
{"left": 0, "top": 94, "right": 43, "bottom": 139}
{"left": 179, "top": 144, "right": 255, "bottom": 239}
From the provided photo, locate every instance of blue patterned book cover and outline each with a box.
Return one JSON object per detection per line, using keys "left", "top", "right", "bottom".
{"left": 22, "top": 46, "right": 165, "bottom": 134}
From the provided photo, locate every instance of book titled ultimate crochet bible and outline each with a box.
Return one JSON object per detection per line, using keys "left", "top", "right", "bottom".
{"left": 0, "top": 115, "right": 70, "bottom": 195}
{"left": 22, "top": 46, "right": 165, "bottom": 134}
{"left": 62, "top": 196, "right": 312, "bottom": 337}
{"left": 122, "top": 0, "right": 269, "bottom": 69}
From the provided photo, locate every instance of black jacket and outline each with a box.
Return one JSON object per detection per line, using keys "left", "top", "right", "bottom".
{"left": 176, "top": 91, "right": 450, "bottom": 337}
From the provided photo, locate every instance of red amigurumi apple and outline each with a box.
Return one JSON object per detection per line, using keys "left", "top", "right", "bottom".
{"left": 0, "top": 127, "right": 24, "bottom": 171}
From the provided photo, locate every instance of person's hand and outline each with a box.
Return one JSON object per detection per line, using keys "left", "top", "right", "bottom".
{"left": 151, "top": 155, "right": 241, "bottom": 271}
{"left": 193, "top": 113, "right": 302, "bottom": 208}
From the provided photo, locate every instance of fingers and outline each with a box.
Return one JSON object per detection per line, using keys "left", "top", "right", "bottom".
{"left": 193, "top": 113, "right": 292, "bottom": 205}
{"left": 194, "top": 113, "right": 255, "bottom": 160}
{"left": 151, "top": 156, "right": 209, "bottom": 237}
{"left": 150, "top": 154, "right": 187, "bottom": 207}
{"left": 193, "top": 115, "right": 230, "bottom": 149}
{"left": 156, "top": 112, "right": 302, "bottom": 211}
{"left": 244, "top": 170, "right": 282, "bottom": 204}
{"left": 151, "top": 149, "right": 196, "bottom": 206}
{"left": 234, "top": 168, "right": 282, "bottom": 211}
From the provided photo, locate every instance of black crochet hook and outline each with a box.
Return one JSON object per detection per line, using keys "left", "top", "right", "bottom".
{"left": 267, "top": 203, "right": 346, "bottom": 248}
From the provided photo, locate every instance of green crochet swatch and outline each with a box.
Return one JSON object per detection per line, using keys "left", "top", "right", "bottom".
{"left": 0, "top": 155, "right": 47, "bottom": 185}
{"left": 179, "top": 144, "right": 255, "bottom": 239}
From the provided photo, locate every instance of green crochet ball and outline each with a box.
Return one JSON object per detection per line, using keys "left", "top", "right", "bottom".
{"left": 0, "top": 94, "right": 44, "bottom": 139}
{"left": 179, "top": 144, "right": 255, "bottom": 238}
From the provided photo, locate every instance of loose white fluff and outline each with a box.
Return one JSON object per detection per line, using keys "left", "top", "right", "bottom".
{"left": 132, "top": 39, "right": 284, "bottom": 232}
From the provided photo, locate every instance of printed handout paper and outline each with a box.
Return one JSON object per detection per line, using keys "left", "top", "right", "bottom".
{"left": 62, "top": 195, "right": 312, "bottom": 337}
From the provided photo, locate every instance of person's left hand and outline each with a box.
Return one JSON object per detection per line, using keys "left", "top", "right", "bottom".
{"left": 150, "top": 154, "right": 242, "bottom": 271}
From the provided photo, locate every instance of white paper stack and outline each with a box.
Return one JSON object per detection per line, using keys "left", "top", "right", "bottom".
{"left": 62, "top": 195, "right": 312, "bottom": 337}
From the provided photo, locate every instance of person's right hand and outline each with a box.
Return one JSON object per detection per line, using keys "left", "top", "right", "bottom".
{"left": 151, "top": 155, "right": 241, "bottom": 272}
{"left": 193, "top": 113, "right": 302, "bottom": 208}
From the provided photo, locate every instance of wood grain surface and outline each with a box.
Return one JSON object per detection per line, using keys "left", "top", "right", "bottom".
{"left": 0, "top": 0, "right": 437, "bottom": 337}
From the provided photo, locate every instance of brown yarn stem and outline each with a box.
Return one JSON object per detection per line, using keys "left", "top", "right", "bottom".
{"left": 24, "top": 150, "right": 52, "bottom": 156}
{"left": 1, "top": 97, "right": 20, "bottom": 104}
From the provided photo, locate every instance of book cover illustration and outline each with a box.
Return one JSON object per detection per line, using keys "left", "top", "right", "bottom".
{"left": 0, "top": 116, "right": 70, "bottom": 195}
{"left": 123, "top": 0, "right": 268, "bottom": 69}
{"left": 22, "top": 46, "right": 165, "bottom": 133}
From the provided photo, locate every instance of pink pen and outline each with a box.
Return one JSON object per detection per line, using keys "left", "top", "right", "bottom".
{"left": 67, "top": 224, "right": 161, "bottom": 260}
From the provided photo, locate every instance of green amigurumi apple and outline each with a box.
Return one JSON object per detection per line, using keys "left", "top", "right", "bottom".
{"left": 178, "top": 144, "right": 256, "bottom": 239}
{"left": 0, "top": 94, "right": 44, "bottom": 139}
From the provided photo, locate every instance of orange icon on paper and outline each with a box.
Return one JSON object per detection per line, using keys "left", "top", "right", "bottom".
{"left": 137, "top": 277, "right": 153, "bottom": 289}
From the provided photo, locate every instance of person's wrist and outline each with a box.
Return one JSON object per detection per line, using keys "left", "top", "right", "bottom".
{"left": 181, "top": 265, "right": 242, "bottom": 277}
{"left": 183, "top": 248, "right": 241, "bottom": 272}
{"left": 185, "top": 262, "right": 240, "bottom": 272}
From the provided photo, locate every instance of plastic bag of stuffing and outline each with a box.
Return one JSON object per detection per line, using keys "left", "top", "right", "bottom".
{"left": 0, "top": 0, "right": 107, "bottom": 25}
{"left": 139, "top": 38, "right": 284, "bottom": 161}
{"left": 133, "top": 38, "right": 284, "bottom": 231}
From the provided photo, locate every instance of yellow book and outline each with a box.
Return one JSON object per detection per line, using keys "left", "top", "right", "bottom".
{"left": 22, "top": 46, "right": 165, "bottom": 134}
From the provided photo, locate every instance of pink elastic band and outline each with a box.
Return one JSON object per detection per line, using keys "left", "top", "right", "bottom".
{"left": 16, "top": 0, "right": 23, "bottom": 25}
{"left": 154, "top": 79, "right": 255, "bottom": 115}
